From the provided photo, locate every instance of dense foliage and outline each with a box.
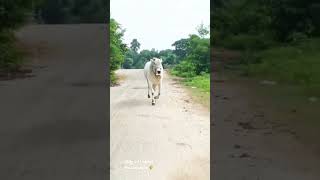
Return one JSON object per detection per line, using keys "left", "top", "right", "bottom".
{"left": 213, "top": 0, "right": 320, "bottom": 48}
{"left": 110, "top": 18, "right": 127, "bottom": 84}
{"left": 122, "top": 24, "right": 210, "bottom": 78}
{"left": 34, "top": 0, "right": 107, "bottom": 23}
{"left": 213, "top": 0, "right": 320, "bottom": 94}
{"left": 0, "top": 0, "right": 39, "bottom": 73}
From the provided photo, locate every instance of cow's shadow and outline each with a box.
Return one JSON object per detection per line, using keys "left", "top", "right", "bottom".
{"left": 116, "top": 98, "right": 149, "bottom": 108}
{"left": 131, "top": 86, "right": 147, "bottom": 90}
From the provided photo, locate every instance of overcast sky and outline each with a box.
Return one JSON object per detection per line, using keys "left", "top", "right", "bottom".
{"left": 110, "top": 0, "right": 210, "bottom": 51}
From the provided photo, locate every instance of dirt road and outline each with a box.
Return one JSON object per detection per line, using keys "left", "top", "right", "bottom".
{"left": 0, "top": 24, "right": 108, "bottom": 180}
{"left": 212, "top": 63, "right": 320, "bottom": 179}
{"left": 110, "top": 69, "right": 210, "bottom": 180}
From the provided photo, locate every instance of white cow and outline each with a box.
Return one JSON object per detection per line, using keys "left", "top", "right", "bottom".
{"left": 144, "top": 57, "right": 164, "bottom": 105}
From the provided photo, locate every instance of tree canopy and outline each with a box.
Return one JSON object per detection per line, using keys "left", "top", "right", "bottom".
{"left": 34, "top": 0, "right": 108, "bottom": 24}
{"left": 121, "top": 24, "right": 210, "bottom": 78}
{"left": 130, "top": 39, "right": 141, "bottom": 53}
{"left": 0, "top": 0, "right": 40, "bottom": 72}
{"left": 0, "top": 0, "right": 40, "bottom": 31}
{"left": 110, "top": 18, "right": 127, "bottom": 84}
{"left": 213, "top": 0, "right": 320, "bottom": 45}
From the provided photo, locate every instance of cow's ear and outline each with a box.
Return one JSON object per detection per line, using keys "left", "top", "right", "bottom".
{"left": 160, "top": 59, "right": 163, "bottom": 63}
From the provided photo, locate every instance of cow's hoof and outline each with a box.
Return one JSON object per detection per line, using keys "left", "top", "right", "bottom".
{"left": 152, "top": 102, "right": 155, "bottom": 106}
{"left": 148, "top": 94, "right": 150, "bottom": 98}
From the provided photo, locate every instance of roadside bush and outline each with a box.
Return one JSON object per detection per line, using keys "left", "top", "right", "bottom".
{"left": 171, "top": 60, "right": 196, "bottom": 78}
{"left": 0, "top": 31, "right": 23, "bottom": 73}
{"left": 220, "top": 33, "right": 275, "bottom": 50}
{"left": 211, "top": 29, "right": 224, "bottom": 46}
{"left": 110, "top": 18, "right": 127, "bottom": 85}
{"left": 243, "top": 38, "right": 320, "bottom": 86}
{"left": 0, "top": 1, "right": 37, "bottom": 73}
{"left": 287, "top": 32, "right": 309, "bottom": 45}
{"left": 110, "top": 71, "right": 117, "bottom": 85}
{"left": 188, "top": 35, "right": 210, "bottom": 74}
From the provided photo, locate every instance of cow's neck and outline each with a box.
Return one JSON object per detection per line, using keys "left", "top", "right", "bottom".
{"left": 149, "top": 65, "right": 155, "bottom": 77}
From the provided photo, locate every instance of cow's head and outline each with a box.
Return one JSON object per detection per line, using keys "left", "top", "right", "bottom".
{"left": 151, "top": 58, "right": 163, "bottom": 76}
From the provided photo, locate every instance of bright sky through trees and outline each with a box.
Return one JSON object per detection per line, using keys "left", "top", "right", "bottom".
{"left": 110, "top": 0, "right": 210, "bottom": 51}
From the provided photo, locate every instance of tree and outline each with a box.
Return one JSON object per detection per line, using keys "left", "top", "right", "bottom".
{"left": 188, "top": 34, "right": 210, "bottom": 74}
{"left": 0, "top": 0, "right": 41, "bottom": 72}
{"left": 172, "top": 38, "right": 190, "bottom": 60}
{"left": 172, "top": 33, "right": 210, "bottom": 76}
{"left": 110, "top": 18, "right": 127, "bottom": 83}
{"left": 71, "top": 0, "right": 107, "bottom": 23}
{"left": 35, "top": 0, "right": 107, "bottom": 24}
{"left": 130, "top": 39, "right": 141, "bottom": 53}
{"left": 159, "top": 49, "right": 177, "bottom": 68}
{"left": 37, "top": 0, "right": 69, "bottom": 24}
{"left": 212, "top": 0, "right": 320, "bottom": 43}
{"left": 134, "top": 49, "right": 157, "bottom": 69}
{"left": 123, "top": 57, "right": 133, "bottom": 69}
{"left": 122, "top": 50, "right": 136, "bottom": 69}
{"left": 197, "top": 23, "right": 210, "bottom": 38}
{"left": 122, "top": 47, "right": 164, "bottom": 69}
{"left": 269, "top": 0, "right": 320, "bottom": 41}
{"left": 0, "top": 0, "right": 39, "bottom": 31}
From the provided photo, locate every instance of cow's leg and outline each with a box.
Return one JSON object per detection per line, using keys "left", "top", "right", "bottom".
{"left": 146, "top": 78, "right": 151, "bottom": 98}
{"left": 155, "top": 82, "right": 161, "bottom": 99}
{"left": 151, "top": 84, "right": 156, "bottom": 105}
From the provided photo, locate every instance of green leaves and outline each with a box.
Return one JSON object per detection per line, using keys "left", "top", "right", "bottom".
{"left": 35, "top": 0, "right": 107, "bottom": 23}
{"left": 172, "top": 38, "right": 190, "bottom": 60}
{"left": 122, "top": 47, "right": 160, "bottom": 69}
{"left": 172, "top": 33, "right": 210, "bottom": 76}
{"left": 213, "top": 0, "right": 320, "bottom": 44}
{"left": 197, "top": 23, "right": 210, "bottom": 38}
{"left": 120, "top": 23, "right": 210, "bottom": 78}
{"left": 0, "top": 0, "right": 35, "bottom": 31}
{"left": 171, "top": 60, "right": 196, "bottom": 78}
{"left": 110, "top": 18, "right": 127, "bottom": 84}
{"left": 130, "top": 39, "right": 141, "bottom": 53}
{"left": 0, "top": 1, "right": 38, "bottom": 72}
{"left": 0, "top": 31, "right": 23, "bottom": 72}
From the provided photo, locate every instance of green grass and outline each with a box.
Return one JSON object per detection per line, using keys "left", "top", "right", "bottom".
{"left": 183, "top": 74, "right": 210, "bottom": 108}
{"left": 170, "top": 61, "right": 196, "bottom": 78}
{"left": 236, "top": 38, "right": 320, "bottom": 96}
{"left": 183, "top": 74, "right": 210, "bottom": 93}
{"left": 169, "top": 69, "right": 210, "bottom": 108}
